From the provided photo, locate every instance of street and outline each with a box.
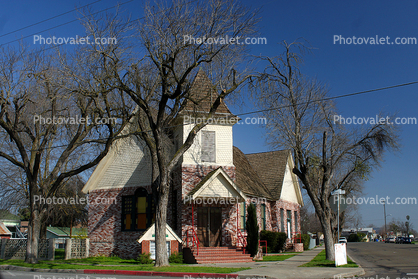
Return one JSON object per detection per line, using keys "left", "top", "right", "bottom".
{"left": 0, "top": 271, "right": 169, "bottom": 279}
{"left": 347, "top": 242, "right": 418, "bottom": 279}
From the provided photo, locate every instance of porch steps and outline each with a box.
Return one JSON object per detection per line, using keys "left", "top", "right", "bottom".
{"left": 184, "top": 247, "right": 253, "bottom": 264}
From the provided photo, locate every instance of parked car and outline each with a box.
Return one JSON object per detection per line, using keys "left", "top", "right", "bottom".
{"left": 402, "top": 237, "right": 412, "bottom": 244}
{"left": 395, "top": 237, "right": 404, "bottom": 244}
{"left": 385, "top": 237, "right": 396, "bottom": 243}
{"left": 339, "top": 237, "right": 347, "bottom": 243}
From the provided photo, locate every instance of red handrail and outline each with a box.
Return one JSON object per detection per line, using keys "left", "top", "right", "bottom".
{"left": 292, "top": 232, "right": 302, "bottom": 243}
{"left": 237, "top": 229, "right": 247, "bottom": 254}
{"left": 259, "top": 240, "right": 267, "bottom": 255}
{"left": 185, "top": 228, "right": 200, "bottom": 255}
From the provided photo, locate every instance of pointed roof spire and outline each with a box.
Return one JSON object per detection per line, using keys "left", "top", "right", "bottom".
{"left": 183, "top": 69, "right": 233, "bottom": 115}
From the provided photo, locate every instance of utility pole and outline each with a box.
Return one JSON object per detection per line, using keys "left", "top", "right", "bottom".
{"left": 383, "top": 201, "right": 387, "bottom": 238}
{"left": 332, "top": 189, "right": 346, "bottom": 239}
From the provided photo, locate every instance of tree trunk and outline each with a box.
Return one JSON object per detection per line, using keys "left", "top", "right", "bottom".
{"left": 154, "top": 177, "right": 170, "bottom": 267}
{"left": 26, "top": 210, "right": 42, "bottom": 263}
{"left": 320, "top": 215, "right": 335, "bottom": 261}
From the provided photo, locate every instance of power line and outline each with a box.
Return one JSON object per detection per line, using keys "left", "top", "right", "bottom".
{"left": 5, "top": 0, "right": 198, "bottom": 59}
{"left": 0, "top": 0, "right": 135, "bottom": 48}
{"left": 6, "top": 79, "right": 417, "bottom": 153}
{"left": 237, "top": 80, "right": 418, "bottom": 117}
{"left": 0, "top": 0, "right": 103, "bottom": 39}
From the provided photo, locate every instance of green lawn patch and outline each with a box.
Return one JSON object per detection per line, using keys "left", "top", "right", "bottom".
{"left": 0, "top": 259, "right": 249, "bottom": 273}
{"left": 256, "top": 254, "right": 295, "bottom": 261}
{"left": 299, "top": 250, "right": 358, "bottom": 268}
{"left": 54, "top": 248, "right": 65, "bottom": 260}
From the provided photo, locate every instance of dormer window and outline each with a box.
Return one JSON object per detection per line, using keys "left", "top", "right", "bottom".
{"left": 201, "top": 131, "right": 216, "bottom": 163}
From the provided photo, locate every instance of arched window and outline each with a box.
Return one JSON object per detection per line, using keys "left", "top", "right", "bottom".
{"left": 122, "top": 188, "right": 154, "bottom": 231}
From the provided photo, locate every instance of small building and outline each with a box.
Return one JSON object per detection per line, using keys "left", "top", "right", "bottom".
{"left": 0, "top": 221, "right": 12, "bottom": 239}
{"left": 137, "top": 223, "right": 182, "bottom": 260}
{"left": 47, "top": 227, "right": 88, "bottom": 249}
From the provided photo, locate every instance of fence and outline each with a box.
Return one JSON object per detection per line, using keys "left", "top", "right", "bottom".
{"left": 0, "top": 238, "right": 89, "bottom": 260}
{"left": 0, "top": 238, "right": 54, "bottom": 260}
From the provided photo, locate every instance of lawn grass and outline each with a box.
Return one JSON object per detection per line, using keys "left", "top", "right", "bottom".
{"left": 299, "top": 250, "right": 358, "bottom": 268}
{"left": 0, "top": 258, "right": 249, "bottom": 273}
{"left": 54, "top": 248, "right": 65, "bottom": 260}
{"left": 256, "top": 254, "right": 295, "bottom": 261}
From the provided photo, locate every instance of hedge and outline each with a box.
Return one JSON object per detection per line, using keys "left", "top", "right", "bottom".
{"left": 260, "top": 230, "right": 287, "bottom": 252}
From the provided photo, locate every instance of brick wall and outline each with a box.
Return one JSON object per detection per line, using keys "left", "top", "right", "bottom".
{"left": 180, "top": 164, "right": 237, "bottom": 246}
{"left": 88, "top": 186, "right": 151, "bottom": 258}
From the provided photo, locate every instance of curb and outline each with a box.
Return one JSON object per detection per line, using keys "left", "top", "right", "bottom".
{"left": 1, "top": 265, "right": 239, "bottom": 278}
{"left": 84, "top": 270, "right": 239, "bottom": 278}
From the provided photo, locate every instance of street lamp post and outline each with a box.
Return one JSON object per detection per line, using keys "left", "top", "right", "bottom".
{"left": 383, "top": 201, "right": 387, "bottom": 238}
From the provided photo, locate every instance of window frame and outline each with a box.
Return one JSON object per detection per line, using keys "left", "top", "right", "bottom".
{"left": 121, "top": 188, "right": 154, "bottom": 232}
{"left": 201, "top": 130, "right": 216, "bottom": 163}
{"left": 240, "top": 201, "right": 246, "bottom": 230}
{"left": 261, "top": 204, "right": 266, "bottom": 230}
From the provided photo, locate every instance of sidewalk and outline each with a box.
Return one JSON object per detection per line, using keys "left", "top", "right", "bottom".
{"left": 200, "top": 246, "right": 365, "bottom": 279}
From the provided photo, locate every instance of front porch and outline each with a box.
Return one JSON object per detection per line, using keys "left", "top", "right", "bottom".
{"left": 181, "top": 167, "right": 250, "bottom": 263}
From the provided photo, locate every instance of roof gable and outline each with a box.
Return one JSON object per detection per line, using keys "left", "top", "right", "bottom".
{"left": 138, "top": 223, "right": 183, "bottom": 244}
{"left": 187, "top": 167, "right": 246, "bottom": 202}
{"left": 82, "top": 136, "right": 152, "bottom": 193}
{"left": 244, "top": 149, "right": 303, "bottom": 206}
{"left": 233, "top": 147, "right": 274, "bottom": 199}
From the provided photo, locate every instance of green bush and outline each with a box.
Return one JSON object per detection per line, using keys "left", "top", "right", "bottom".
{"left": 259, "top": 230, "right": 287, "bottom": 252}
{"left": 358, "top": 232, "right": 366, "bottom": 241}
{"left": 300, "top": 234, "right": 310, "bottom": 250}
{"left": 246, "top": 203, "right": 259, "bottom": 257}
{"left": 168, "top": 252, "right": 183, "bottom": 263}
{"left": 137, "top": 253, "right": 153, "bottom": 264}
{"left": 260, "top": 230, "right": 277, "bottom": 253}
{"left": 347, "top": 233, "right": 365, "bottom": 242}
{"left": 276, "top": 232, "right": 287, "bottom": 252}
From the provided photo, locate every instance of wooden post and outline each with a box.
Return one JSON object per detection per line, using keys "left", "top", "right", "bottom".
{"left": 64, "top": 238, "right": 72, "bottom": 260}
{"left": 48, "top": 238, "right": 55, "bottom": 260}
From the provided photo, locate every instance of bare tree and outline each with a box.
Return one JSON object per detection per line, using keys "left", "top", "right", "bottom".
{"left": 0, "top": 44, "right": 135, "bottom": 263}
{"left": 78, "top": 0, "right": 258, "bottom": 266}
{"left": 253, "top": 41, "right": 399, "bottom": 260}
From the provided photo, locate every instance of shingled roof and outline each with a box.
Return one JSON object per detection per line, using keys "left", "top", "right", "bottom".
{"left": 182, "top": 68, "right": 233, "bottom": 116}
{"left": 233, "top": 146, "right": 274, "bottom": 200}
{"left": 245, "top": 149, "right": 291, "bottom": 200}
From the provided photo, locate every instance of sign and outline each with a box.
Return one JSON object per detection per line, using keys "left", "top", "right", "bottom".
{"left": 329, "top": 194, "right": 348, "bottom": 212}
{"left": 334, "top": 243, "right": 347, "bottom": 266}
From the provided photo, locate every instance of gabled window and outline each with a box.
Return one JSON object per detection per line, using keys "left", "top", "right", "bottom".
{"left": 201, "top": 131, "right": 216, "bottom": 163}
{"left": 122, "top": 188, "right": 154, "bottom": 231}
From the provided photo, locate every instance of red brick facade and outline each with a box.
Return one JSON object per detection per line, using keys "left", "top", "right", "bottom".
{"left": 87, "top": 164, "right": 301, "bottom": 259}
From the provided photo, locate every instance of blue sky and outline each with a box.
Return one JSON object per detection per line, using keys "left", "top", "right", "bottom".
{"left": 1, "top": 0, "right": 417, "bottom": 231}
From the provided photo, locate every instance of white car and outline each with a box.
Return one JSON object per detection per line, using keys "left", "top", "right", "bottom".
{"left": 339, "top": 237, "right": 347, "bottom": 243}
